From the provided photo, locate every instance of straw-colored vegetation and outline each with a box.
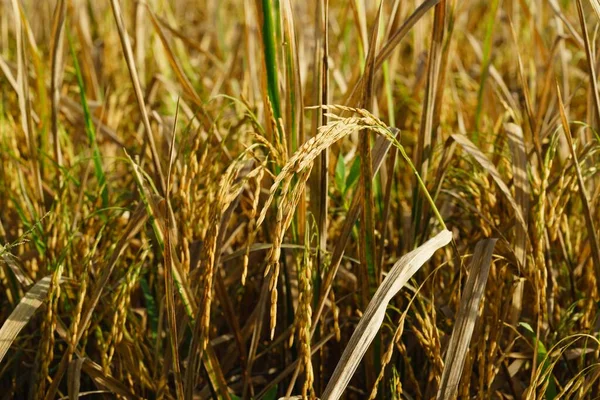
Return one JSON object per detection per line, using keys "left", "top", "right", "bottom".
{"left": 0, "top": 0, "right": 599, "bottom": 398}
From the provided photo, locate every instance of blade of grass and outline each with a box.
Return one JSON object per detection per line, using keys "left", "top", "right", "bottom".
{"left": 146, "top": 7, "right": 205, "bottom": 108}
{"left": 590, "top": 0, "right": 600, "bottom": 19}
{"left": 412, "top": 0, "right": 447, "bottom": 246}
{"left": 358, "top": 1, "right": 382, "bottom": 300}
{"left": 436, "top": 238, "right": 497, "bottom": 400}
{"left": 0, "top": 275, "right": 52, "bottom": 364}
{"left": 109, "top": 0, "right": 166, "bottom": 195}
{"left": 258, "top": 0, "right": 282, "bottom": 142}
{"left": 343, "top": 0, "right": 442, "bottom": 107}
{"left": 556, "top": 82, "right": 600, "bottom": 296}
{"left": 375, "top": 0, "right": 442, "bottom": 71}
{"left": 310, "top": 0, "right": 329, "bottom": 393}
{"left": 67, "top": 357, "right": 84, "bottom": 400}
{"left": 67, "top": 29, "right": 108, "bottom": 208}
{"left": 281, "top": 0, "right": 307, "bottom": 251}
{"left": 11, "top": 0, "right": 44, "bottom": 211}
{"left": 506, "top": 122, "right": 530, "bottom": 269}
{"left": 49, "top": 0, "right": 66, "bottom": 178}
{"left": 576, "top": 0, "right": 600, "bottom": 128}
{"left": 321, "top": 229, "right": 452, "bottom": 400}
{"left": 163, "top": 101, "right": 184, "bottom": 399}
{"left": 357, "top": 3, "right": 383, "bottom": 389}
{"left": 507, "top": 17, "right": 542, "bottom": 161}
{"left": 78, "top": 355, "right": 140, "bottom": 399}
{"left": 311, "top": 0, "right": 329, "bottom": 283}
{"left": 473, "top": 0, "right": 501, "bottom": 133}
{"left": 280, "top": 0, "right": 303, "bottom": 154}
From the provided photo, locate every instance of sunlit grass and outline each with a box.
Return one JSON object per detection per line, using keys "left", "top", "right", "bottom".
{"left": 0, "top": 0, "right": 599, "bottom": 399}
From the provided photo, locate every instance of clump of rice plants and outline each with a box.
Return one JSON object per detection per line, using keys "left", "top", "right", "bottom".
{"left": 0, "top": 0, "right": 599, "bottom": 399}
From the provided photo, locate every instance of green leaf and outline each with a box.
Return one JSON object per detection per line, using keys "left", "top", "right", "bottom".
{"left": 261, "top": 0, "right": 282, "bottom": 139}
{"left": 519, "top": 322, "right": 557, "bottom": 399}
{"left": 67, "top": 28, "right": 108, "bottom": 208}
{"left": 345, "top": 156, "right": 361, "bottom": 194}
{"left": 335, "top": 152, "right": 346, "bottom": 194}
{"left": 261, "top": 384, "right": 278, "bottom": 400}
{"left": 140, "top": 277, "right": 158, "bottom": 340}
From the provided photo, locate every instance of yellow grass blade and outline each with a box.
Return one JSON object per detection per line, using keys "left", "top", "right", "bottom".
{"left": 556, "top": 82, "right": 600, "bottom": 291}
{"left": 436, "top": 239, "right": 497, "bottom": 400}
{"left": 322, "top": 229, "right": 452, "bottom": 400}
{"left": 109, "top": 0, "right": 166, "bottom": 194}
{"left": 0, "top": 275, "right": 52, "bottom": 364}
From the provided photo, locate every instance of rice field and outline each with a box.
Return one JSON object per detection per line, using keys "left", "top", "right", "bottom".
{"left": 0, "top": 0, "right": 600, "bottom": 399}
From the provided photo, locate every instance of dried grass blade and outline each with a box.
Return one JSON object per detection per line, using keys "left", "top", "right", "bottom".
{"left": 507, "top": 19, "right": 541, "bottom": 159}
{"left": 416, "top": 0, "right": 446, "bottom": 180}
{"left": 412, "top": 0, "right": 447, "bottom": 244}
{"left": 49, "top": 0, "right": 66, "bottom": 173}
{"left": 109, "top": 0, "right": 166, "bottom": 194}
{"left": 11, "top": 0, "right": 43, "bottom": 210}
{"left": 357, "top": 4, "right": 382, "bottom": 388}
{"left": 548, "top": 0, "right": 585, "bottom": 49}
{"left": 202, "top": 344, "right": 232, "bottom": 400}
{"left": 590, "top": 0, "right": 600, "bottom": 20}
{"left": 576, "top": 0, "right": 600, "bottom": 127}
{"left": 80, "top": 358, "right": 139, "bottom": 399}
{"left": 436, "top": 238, "right": 497, "bottom": 400}
{"left": 163, "top": 103, "right": 184, "bottom": 399}
{"left": 321, "top": 229, "right": 452, "bottom": 400}
{"left": 358, "top": 0, "right": 382, "bottom": 297}
{"left": 67, "top": 357, "right": 84, "bottom": 400}
{"left": 311, "top": 0, "right": 329, "bottom": 269}
{"left": 68, "top": 30, "right": 108, "bottom": 207}
{"left": 451, "top": 133, "right": 528, "bottom": 233}
{"left": 375, "top": 0, "right": 442, "bottom": 70}
{"left": 0, "top": 275, "right": 52, "bottom": 364}
{"left": 506, "top": 123, "right": 530, "bottom": 269}
{"left": 556, "top": 82, "right": 600, "bottom": 291}
{"left": 1, "top": 249, "right": 33, "bottom": 287}
{"left": 343, "top": 0, "right": 442, "bottom": 106}
{"left": 147, "top": 7, "right": 204, "bottom": 108}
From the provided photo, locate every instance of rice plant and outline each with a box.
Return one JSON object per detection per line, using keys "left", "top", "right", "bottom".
{"left": 0, "top": 0, "right": 599, "bottom": 399}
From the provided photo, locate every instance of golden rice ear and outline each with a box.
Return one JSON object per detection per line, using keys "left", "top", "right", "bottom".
{"left": 451, "top": 133, "right": 527, "bottom": 233}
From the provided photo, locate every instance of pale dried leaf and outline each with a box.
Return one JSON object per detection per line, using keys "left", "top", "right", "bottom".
{"left": 322, "top": 230, "right": 453, "bottom": 400}
{"left": 506, "top": 122, "right": 530, "bottom": 269}
{"left": 590, "top": 0, "right": 600, "bottom": 20}
{"left": 0, "top": 275, "right": 52, "bottom": 364}
{"left": 436, "top": 239, "right": 497, "bottom": 400}
{"left": 68, "top": 357, "right": 84, "bottom": 400}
